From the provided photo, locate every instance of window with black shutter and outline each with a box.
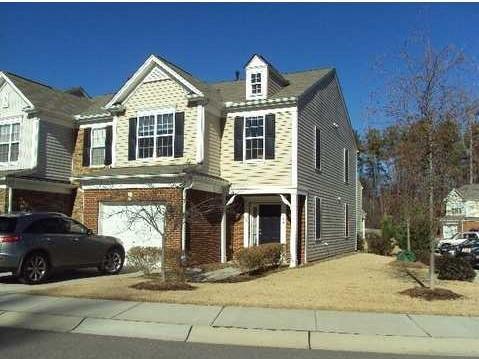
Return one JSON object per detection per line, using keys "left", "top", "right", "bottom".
{"left": 82, "top": 127, "right": 91, "bottom": 167}
{"left": 234, "top": 116, "right": 244, "bottom": 161}
{"left": 265, "top": 114, "right": 275, "bottom": 159}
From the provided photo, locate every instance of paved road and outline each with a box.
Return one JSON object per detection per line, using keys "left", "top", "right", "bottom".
{"left": 0, "top": 328, "right": 465, "bottom": 359}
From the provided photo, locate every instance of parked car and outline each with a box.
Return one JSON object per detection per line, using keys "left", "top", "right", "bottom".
{"left": 437, "top": 232, "right": 479, "bottom": 256}
{"left": 0, "top": 212, "right": 124, "bottom": 284}
{"left": 456, "top": 238, "right": 479, "bottom": 268}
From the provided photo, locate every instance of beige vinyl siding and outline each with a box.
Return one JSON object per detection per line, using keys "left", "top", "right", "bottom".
{"left": 115, "top": 79, "right": 197, "bottom": 168}
{"left": 34, "top": 120, "right": 74, "bottom": 182}
{"left": 297, "top": 71, "right": 357, "bottom": 261}
{"left": 0, "top": 82, "right": 28, "bottom": 119}
{"left": 221, "top": 108, "right": 293, "bottom": 188}
{"left": 203, "top": 109, "right": 221, "bottom": 177}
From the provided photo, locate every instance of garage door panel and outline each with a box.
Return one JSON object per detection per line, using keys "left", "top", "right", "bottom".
{"left": 99, "top": 203, "right": 165, "bottom": 255}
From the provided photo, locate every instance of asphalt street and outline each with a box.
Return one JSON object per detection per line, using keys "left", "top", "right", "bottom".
{"left": 0, "top": 328, "right": 466, "bottom": 359}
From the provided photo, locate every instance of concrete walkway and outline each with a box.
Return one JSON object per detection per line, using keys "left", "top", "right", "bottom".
{"left": 0, "top": 292, "right": 478, "bottom": 357}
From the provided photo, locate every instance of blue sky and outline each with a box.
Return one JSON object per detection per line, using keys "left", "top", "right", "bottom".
{"left": 1, "top": 3, "right": 479, "bottom": 132}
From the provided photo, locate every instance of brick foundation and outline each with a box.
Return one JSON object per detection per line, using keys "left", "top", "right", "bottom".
{"left": 12, "top": 189, "right": 74, "bottom": 215}
{"left": 186, "top": 189, "right": 223, "bottom": 265}
{"left": 227, "top": 197, "right": 244, "bottom": 260}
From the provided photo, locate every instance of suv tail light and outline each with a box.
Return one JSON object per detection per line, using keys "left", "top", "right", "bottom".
{"left": 0, "top": 234, "right": 21, "bottom": 243}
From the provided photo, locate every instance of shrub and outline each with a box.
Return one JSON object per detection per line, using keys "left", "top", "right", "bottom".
{"left": 397, "top": 250, "right": 416, "bottom": 262}
{"left": 436, "top": 256, "right": 476, "bottom": 282}
{"left": 236, "top": 243, "right": 283, "bottom": 272}
{"left": 126, "top": 246, "right": 162, "bottom": 275}
{"left": 366, "top": 232, "right": 394, "bottom": 256}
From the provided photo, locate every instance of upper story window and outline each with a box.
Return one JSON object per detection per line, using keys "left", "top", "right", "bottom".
{"left": 344, "top": 148, "right": 350, "bottom": 183}
{"left": 245, "top": 116, "right": 264, "bottom": 160}
{"left": 0, "top": 123, "right": 20, "bottom": 163}
{"left": 90, "top": 128, "right": 106, "bottom": 166}
{"left": 251, "top": 73, "right": 262, "bottom": 95}
{"left": 137, "top": 112, "right": 174, "bottom": 159}
{"left": 315, "top": 127, "right": 321, "bottom": 170}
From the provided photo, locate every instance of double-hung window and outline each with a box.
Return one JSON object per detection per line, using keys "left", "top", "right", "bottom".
{"left": 344, "top": 148, "right": 349, "bottom": 183}
{"left": 0, "top": 123, "right": 20, "bottom": 163}
{"left": 344, "top": 203, "right": 349, "bottom": 237}
{"left": 90, "top": 128, "right": 106, "bottom": 166}
{"left": 315, "top": 197, "right": 322, "bottom": 241}
{"left": 251, "top": 73, "right": 262, "bottom": 95}
{"left": 137, "top": 112, "right": 174, "bottom": 159}
{"left": 245, "top": 116, "right": 264, "bottom": 160}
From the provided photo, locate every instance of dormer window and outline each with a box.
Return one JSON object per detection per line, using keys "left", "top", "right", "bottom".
{"left": 251, "top": 73, "right": 262, "bottom": 95}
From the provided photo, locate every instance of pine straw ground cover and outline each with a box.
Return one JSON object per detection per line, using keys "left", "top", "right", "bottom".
{"left": 29, "top": 253, "right": 479, "bottom": 316}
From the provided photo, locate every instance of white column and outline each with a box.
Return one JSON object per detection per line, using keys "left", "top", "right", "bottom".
{"left": 220, "top": 201, "right": 227, "bottom": 263}
{"left": 290, "top": 193, "right": 298, "bottom": 268}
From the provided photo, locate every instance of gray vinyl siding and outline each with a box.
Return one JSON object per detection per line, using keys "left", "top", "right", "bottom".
{"left": 297, "top": 71, "right": 357, "bottom": 262}
{"left": 33, "top": 119, "right": 74, "bottom": 182}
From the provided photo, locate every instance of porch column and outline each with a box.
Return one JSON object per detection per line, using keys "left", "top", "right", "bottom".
{"left": 290, "top": 192, "right": 298, "bottom": 267}
{"left": 221, "top": 202, "right": 227, "bottom": 263}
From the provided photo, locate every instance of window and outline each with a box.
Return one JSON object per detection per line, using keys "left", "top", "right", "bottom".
{"left": 90, "top": 128, "right": 106, "bottom": 166}
{"left": 244, "top": 116, "right": 264, "bottom": 160}
{"left": 25, "top": 218, "right": 64, "bottom": 234}
{"left": 343, "top": 148, "right": 349, "bottom": 183}
{"left": 0, "top": 123, "right": 19, "bottom": 163}
{"left": 251, "top": 73, "right": 262, "bottom": 95}
{"left": 63, "top": 219, "right": 88, "bottom": 234}
{"left": 315, "top": 127, "right": 321, "bottom": 170}
{"left": 315, "top": 197, "right": 321, "bottom": 240}
{"left": 137, "top": 112, "right": 174, "bottom": 159}
{"left": 344, "top": 203, "right": 349, "bottom": 237}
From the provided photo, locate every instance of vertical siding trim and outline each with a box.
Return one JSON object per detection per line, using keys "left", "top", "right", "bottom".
{"left": 196, "top": 105, "right": 205, "bottom": 163}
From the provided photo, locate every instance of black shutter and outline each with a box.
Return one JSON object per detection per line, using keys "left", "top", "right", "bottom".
{"left": 265, "top": 114, "right": 275, "bottom": 159}
{"left": 234, "top": 116, "right": 244, "bottom": 161}
{"left": 104, "top": 125, "right": 113, "bottom": 165}
{"left": 174, "top": 112, "right": 184, "bottom": 158}
{"left": 82, "top": 128, "right": 91, "bottom": 167}
{"left": 128, "top": 118, "right": 137, "bottom": 161}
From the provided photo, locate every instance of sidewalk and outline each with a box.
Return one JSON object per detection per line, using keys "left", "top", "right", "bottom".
{"left": 0, "top": 292, "right": 479, "bottom": 357}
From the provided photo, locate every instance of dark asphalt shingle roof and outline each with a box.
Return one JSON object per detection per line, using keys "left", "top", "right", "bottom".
{"left": 210, "top": 68, "right": 334, "bottom": 103}
{"left": 77, "top": 94, "right": 114, "bottom": 117}
{"left": 457, "top": 184, "right": 479, "bottom": 200}
{"left": 6, "top": 72, "right": 92, "bottom": 118}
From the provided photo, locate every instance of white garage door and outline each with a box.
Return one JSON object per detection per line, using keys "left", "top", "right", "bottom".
{"left": 99, "top": 202, "right": 166, "bottom": 255}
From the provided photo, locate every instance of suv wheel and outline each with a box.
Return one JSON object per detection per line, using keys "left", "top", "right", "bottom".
{"left": 20, "top": 253, "right": 50, "bottom": 284}
{"left": 99, "top": 248, "right": 124, "bottom": 275}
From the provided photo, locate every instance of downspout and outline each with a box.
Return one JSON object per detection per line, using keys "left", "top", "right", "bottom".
{"left": 7, "top": 186, "right": 12, "bottom": 213}
{"left": 181, "top": 177, "right": 194, "bottom": 259}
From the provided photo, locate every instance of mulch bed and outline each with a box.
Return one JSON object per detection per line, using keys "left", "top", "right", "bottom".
{"left": 130, "top": 280, "right": 195, "bottom": 291}
{"left": 399, "top": 287, "right": 463, "bottom": 301}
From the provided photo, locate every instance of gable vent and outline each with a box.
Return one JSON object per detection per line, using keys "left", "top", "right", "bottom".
{"left": 143, "top": 66, "right": 169, "bottom": 83}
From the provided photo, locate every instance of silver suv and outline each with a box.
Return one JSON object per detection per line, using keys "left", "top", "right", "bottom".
{"left": 0, "top": 212, "right": 124, "bottom": 284}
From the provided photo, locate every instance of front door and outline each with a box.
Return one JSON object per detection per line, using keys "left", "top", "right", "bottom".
{"left": 258, "top": 205, "right": 281, "bottom": 244}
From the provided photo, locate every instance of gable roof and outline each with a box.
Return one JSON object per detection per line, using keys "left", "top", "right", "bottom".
{"left": 3, "top": 72, "right": 92, "bottom": 118}
{"left": 77, "top": 94, "right": 114, "bottom": 118}
{"left": 456, "top": 184, "right": 479, "bottom": 201}
{"left": 211, "top": 68, "right": 333, "bottom": 103}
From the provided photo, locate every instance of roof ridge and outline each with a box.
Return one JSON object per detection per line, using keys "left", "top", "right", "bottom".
{"left": 5, "top": 71, "right": 54, "bottom": 90}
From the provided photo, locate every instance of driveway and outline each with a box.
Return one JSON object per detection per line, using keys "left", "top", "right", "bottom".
{"left": 0, "top": 269, "right": 138, "bottom": 293}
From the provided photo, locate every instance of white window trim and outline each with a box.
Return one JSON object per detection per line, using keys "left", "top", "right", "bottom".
{"left": 90, "top": 127, "right": 107, "bottom": 168}
{"left": 315, "top": 126, "right": 321, "bottom": 171}
{"left": 251, "top": 72, "right": 262, "bottom": 96}
{"left": 0, "top": 122, "right": 20, "bottom": 164}
{"left": 315, "top": 196, "right": 322, "bottom": 241}
{"left": 243, "top": 115, "right": 265, "bottom": 162}
{"left": 344, "top": 203, "right": 349, "bottom": 238}
{"left": 243, "top": 197, "right": 285, "bottom": 247}
{"left": 343, "top": 148, "right": 349, "bottom": 183}
{"left": 136, "top": 108, "right": 175, "bottom": 160}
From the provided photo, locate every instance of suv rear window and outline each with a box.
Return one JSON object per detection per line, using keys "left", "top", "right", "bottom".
{"left": 0, "top": 217, "right": 17, "bottom": 233}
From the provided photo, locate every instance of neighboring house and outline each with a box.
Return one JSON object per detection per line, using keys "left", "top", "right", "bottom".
{"left": 441, "top": 184, "right": 479, "bottom": 239}
{"left": 0, "top": 72, "right": 91, "bottom": 214}
{"left": 0, "top": 54, "right": 359, "bottom": 267}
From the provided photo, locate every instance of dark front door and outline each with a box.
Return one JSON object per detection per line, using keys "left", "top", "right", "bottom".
{"left": 259, "top": 205, "right": 281, "bottom": 244}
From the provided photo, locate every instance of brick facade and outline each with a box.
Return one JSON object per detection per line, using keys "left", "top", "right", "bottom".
{"left": 186, "top": 189, "right": 223, "bottom": 265}
{"left": 12, "top": 189, "right": 74, "bottom": 215}
{"left": 227, "top": 197, "right": 244, "bottom": 260}
{"left": 82, "top": 187, "right": 183, "bottom": 254}
{"left": 0, "top": 189, "right": 7, "bottom": 213}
